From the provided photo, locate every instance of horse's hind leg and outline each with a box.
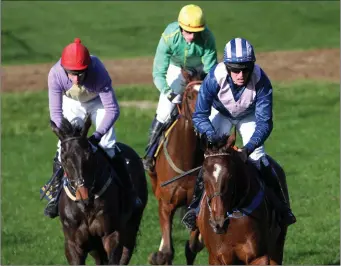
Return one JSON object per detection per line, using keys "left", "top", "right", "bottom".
{"left": 148, "top": 200, "right": 176, "bottom": 265}
{"left": 185, "top": 229, "right": 204, "bottom": 265}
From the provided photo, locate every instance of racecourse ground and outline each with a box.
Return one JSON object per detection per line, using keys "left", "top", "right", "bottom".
{"left": 1, "top": 1, "right": 340, "bottom": 264}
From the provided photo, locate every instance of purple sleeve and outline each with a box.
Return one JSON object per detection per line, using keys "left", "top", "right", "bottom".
{"left": 48, "top": 68, "right": 63, "bottom": 128}
{"left": 95, "top": 82, "right": 120, "bottom": 137}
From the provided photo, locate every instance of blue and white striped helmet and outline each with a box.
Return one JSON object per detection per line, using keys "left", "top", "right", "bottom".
{"left": 223, "top": 38, "right": 256, "bottom": 64}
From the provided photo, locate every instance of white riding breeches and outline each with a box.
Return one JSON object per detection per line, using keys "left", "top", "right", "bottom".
{"left": 209, "top": 108, "right": 266, "bottom": 161}
{"left": 57, "top": 95, "right": 117, "bottom": 161}
{"left": 156, "top": 64, "right": 185, "bottom": 123}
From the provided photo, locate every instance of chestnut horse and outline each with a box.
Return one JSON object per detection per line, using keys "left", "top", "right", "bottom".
{"left": 147, "top": 69, "right": 204, "bottom": 265}
{"left": 51, "top": 116, "right": 148, "bottom": 264}
{"left": 187, "top": 132, "right": 289, "bottom": 265}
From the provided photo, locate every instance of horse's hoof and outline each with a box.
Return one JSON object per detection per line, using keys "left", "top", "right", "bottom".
{"left": 148, "top": 251, "right": 167, "bottom": 265}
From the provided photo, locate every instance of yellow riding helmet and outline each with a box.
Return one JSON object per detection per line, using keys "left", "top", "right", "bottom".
{"left": 178, "top": 4, "right": 205, "bottom": 32}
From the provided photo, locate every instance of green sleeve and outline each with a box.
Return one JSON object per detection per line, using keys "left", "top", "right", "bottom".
{"left": 202, "top": 31, "right": 218, "bottom": 74}
{"left": 152, "top": 34, "right": 172, "bottom": 95}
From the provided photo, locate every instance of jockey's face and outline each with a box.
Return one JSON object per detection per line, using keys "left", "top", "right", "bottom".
{"left": 181, "top": 29, "right": 197, "bottom": 43}
{"left": 226, "top": 63, "right": 254, "bottom": 87}
{"left": 65, "top": 69, "right": 87, "bottom": 85}
{"left": 230, "top": 69, "right": 250, "bottom": 86}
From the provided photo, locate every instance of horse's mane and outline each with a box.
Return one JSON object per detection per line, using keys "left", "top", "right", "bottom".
{"left": 183, "top": 67, "right": 206, "bottom": 81}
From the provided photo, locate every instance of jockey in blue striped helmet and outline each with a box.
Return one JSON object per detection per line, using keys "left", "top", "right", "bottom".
{"left": 181, "top": 37, "right": 297, "bottom": 231}
{"left": 224, "top": 38, "right": 256, "bottom": 86}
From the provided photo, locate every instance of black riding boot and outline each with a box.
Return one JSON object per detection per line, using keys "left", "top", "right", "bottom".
{"left": 181, "top": 169, "right": 204, "bottom": 231}
{"left": 44, "top": 155, "right": 64, "bottom": 218}
{"left": 142, "top": 118, "right": 164, "bottom": 172}
{"left": 112, "top": 154, "right": 143, "bottom": 208}
{"left": 260, "top": 161, "right": 296, "bottom": 226}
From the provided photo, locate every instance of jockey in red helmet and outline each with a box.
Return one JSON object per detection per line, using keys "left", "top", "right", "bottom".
{"left": 61, "top": 37, "right": 91, "bottom": 71}
{"left": 41, "top": 38, "right": 141, "bottom": 218}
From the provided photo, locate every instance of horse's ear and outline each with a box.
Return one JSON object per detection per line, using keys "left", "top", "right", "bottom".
{"left": 226, "top": 127, "right": 236, "bottom": 148}
{"left": 50, "top": 120, "right": 64, "bottom": 140}
{"left": 200, "top": 133, "right": 210, "bottom": 151}
{"left": 81, "top": 114, "right": 92, "bottom": 138}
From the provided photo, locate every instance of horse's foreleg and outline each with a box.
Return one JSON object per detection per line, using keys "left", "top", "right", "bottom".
{"left": 89, "top": 248, "right": 108, "bottom": 265}
{"left": 64, "top": 239, "right": 87, "bottom": 265}
{"left": 185, "top": 229, "right": 204, "bottom": 265}
{"left": 148, "top": 200, "right": 176, "bottom": 265}
{"left": 119, "top": 210, "right": 144, "bottom": 265}
{"left": 103, "top": 231, "right": 123, "bottom": 265}
{"left": 269, "top": 225, "right": 287, "bottom": 265}
{"left": 250, "top": 256, "right": 278, "bottom": 265}
{"left": 208, "top": 254, "right": 221, "bottom": 265}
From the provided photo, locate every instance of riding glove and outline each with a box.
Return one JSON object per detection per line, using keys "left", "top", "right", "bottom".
{"left": 88, "top": 134, "right": 101, "bottom": 146}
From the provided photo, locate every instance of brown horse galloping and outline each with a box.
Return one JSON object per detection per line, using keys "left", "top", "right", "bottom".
{"left": 187, "top": 132, "right": 289, "bottom": 265}
{"left": 147, "top": 69, "right": 204, "bottom": 265}
{"left": 51, "top": 116, "right": 148, "bottom": 265}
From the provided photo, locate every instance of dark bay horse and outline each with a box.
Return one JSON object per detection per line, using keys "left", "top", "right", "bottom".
{"left": 147, "top": 69, "right": 204, "bottom": 265}
{"left": 188, "top": 132, "right": 289, "bottom": 265}
{"left": 51, "top": 116, "right": 148, "bottom": 265}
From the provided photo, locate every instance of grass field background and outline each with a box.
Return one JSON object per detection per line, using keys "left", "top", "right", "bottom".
{"left": 2, "top": 82, "right": 340, "bottom": 265}
{"left": 2, "top": 1, "right": 340, "bottom": 65}
{"left": 1, "top": 1, "right": 340, "bottom": 265}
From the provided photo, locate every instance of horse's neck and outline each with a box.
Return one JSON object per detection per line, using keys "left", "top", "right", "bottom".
{"left": 233, "top": 161, "right": 260, "bottom": 208}
{"left": 171, "top": 116, "right": 196, "bottom": 147}
{"left": 166, "top": 115, "right": 202, "bottom": 167}
{"left": 93, "top": 148, "right": 115, "bottom": 186}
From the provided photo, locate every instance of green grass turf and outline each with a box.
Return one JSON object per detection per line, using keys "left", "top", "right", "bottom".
{"left": 1, "top": 81, "right": 339, "bottom": 264}
{"left": 2, "top": 1, "right": 339, "bottom": 65}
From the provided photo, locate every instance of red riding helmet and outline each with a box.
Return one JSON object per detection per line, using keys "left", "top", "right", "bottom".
{"left": 61, "top": 38, "right": 90, "bottom": 71}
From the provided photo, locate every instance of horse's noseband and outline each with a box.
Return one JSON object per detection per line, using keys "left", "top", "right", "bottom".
{"left": 185, "top": 80, "right": 202, "bottom": 91}
{"left": 61, "top": 136, "right": 83, "bottom": 144}
{"left": 206, "top": 191, "right": 224, "bottom": 206}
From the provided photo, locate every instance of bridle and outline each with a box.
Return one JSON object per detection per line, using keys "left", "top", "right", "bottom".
{"left": 60, "top": 136, "right": 97, "bottom": 199}
{"left": 204, "top": 151, "right": 246, "bottom": 230}
{"left": 177, "top": 80, "right": 202, "bottom": 120}
{"left": 61, "top": 136, "right": 84, "bottom": 144}
{"left": 204, "top": 150, "right": 253, "bottom": 223}
{"left": 204, "top": 153, "right": 234, "bottom": 212}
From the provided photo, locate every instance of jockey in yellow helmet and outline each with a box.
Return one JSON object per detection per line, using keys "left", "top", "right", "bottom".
{"left": 142, "top": 4, "right": 218, "bottom": 172}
